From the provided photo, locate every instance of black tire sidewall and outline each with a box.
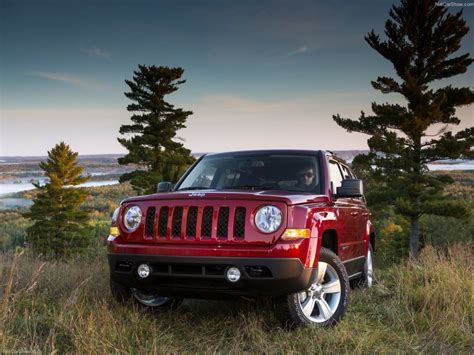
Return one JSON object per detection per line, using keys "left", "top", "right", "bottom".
{"left": 109, "top": 279, "right": 182, "bottom": 311}
{"left": 132, "top": 291, "right": 183, "bottom": 312}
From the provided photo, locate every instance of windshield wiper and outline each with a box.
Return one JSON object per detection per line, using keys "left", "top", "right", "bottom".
{"left": 177, "top": 186, "right": 213, "bottom": 191}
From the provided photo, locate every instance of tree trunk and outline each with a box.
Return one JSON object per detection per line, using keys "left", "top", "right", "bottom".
{"left": 409, "top": 217, "right": 419, "bottom": 259}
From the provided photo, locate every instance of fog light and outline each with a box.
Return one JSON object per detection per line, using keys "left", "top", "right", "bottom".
{"left": 137, "top": 264, "right": 151, "bottom": 278}
{"left": 226, "top": 267, "right": 241, "bottom": 282}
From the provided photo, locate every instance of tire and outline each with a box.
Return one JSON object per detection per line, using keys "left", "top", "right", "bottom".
{"left": 361, "top": 243, "right": 375, "bottom": 288}
{"left": 274, "top": 247, "right": 350, "bottom": 328}
{"left": 110, "top": 279, "right": 182, "bottom": 311}
{"left": 350, "top": 243, "right": 375, "bottom": 288}
{"left": 131, "top": 289, "right": 183, "bottom": 311}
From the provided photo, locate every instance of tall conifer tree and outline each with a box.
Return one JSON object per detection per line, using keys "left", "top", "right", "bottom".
{"left": 118, "top": 65, "right": 195, "bottom": 195}
{"left": 333, "top": 0, "right": 474, "bottom": 258}
{"left": 25, "top": 142, "right": 91, "bottom": 258}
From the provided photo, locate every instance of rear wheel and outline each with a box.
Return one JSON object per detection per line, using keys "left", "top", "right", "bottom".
{"left": 361, "top": 244, "right": 375, "bottom": 287}
{"left": 274, "top": 247, "right": 350, "bottom": 328}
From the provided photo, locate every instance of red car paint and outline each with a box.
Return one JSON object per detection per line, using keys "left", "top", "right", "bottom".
{"left": 107, "top": 150, "right": 374, "bottom": 297}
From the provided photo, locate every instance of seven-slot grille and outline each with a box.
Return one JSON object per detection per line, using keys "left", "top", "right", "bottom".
{"left": 145, "top": 205, "right": 247, "bottom": 241}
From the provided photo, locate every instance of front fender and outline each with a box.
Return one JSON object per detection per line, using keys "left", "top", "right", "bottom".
{"left": 303, "top": 210, "right": 338, "bottom": 268}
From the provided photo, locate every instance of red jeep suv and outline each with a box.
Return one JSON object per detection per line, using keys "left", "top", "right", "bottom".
{"left": 107, "top": 150, "right": 375, "bottom": 327}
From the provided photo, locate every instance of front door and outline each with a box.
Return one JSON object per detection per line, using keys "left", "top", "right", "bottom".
{"left": 328, "top": 160, "right": 356, "bottom": 261}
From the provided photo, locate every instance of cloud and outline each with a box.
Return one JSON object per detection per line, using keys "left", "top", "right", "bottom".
{"left": 29, "top": 71, "right": 102, "bottom": 90}
{"left": 286, "top": 45, "right": 309, "bottom": 56}
{"left": 80, "top": 46, "right": 111, "bottom": 60}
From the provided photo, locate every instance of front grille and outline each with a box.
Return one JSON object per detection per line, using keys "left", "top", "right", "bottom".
{"left": 186, "top": 207, "right": 198, "bottom": 238}
{"left": 115, "top": 260, "right": 273, "bottom": 279}
{"left": 171, "top": 207, "right": 183, "bottom": 237}
{"left": 217, "top": 207, "right": 230, "bottom": 238}
{"left": 141, "top": 205, "right": 250, "bottom": 241}
{"left": 233, "top": 207, "right": 246, "bottom": 239}
{"left": 201, "top": 206, "right": 213, "bottom": 238}
{"left": 158, "top": 207, "right": 169, "bottom": 237}
{"left": 145, "top": 207, "right": 156, "bottom": 237}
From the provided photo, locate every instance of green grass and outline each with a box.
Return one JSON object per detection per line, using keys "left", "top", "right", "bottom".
{"left": 1, "top": 244, "right": 472, "bottom": 354}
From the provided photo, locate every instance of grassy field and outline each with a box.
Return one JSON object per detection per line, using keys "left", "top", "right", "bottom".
{"left": 1, "top": 244, "right": 472, "bottom": 354}
{"left": 1, "top": 171, "right": 472, "bottom": 353}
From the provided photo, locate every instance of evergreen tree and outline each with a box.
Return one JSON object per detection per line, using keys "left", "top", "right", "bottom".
{"left": 118, "top": 65, "right": 195, "bottom": 195}
{"left": 25, "top": 142, "right": 91, "bottom": 258}
{"left": 333, "top": 0, "right": 474, "bottom": 258}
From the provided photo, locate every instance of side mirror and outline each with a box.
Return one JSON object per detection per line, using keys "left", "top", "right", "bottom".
{"left": 336, "top": 179, "right": 363, "bottom": 198}
{"left": 157, "top": 181, "right": 172, "bottom": 193}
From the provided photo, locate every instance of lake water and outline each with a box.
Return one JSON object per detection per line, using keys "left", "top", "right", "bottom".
{"left": 0, "top": 180, "right": 119, "bottom": 196}
{"left": 0, "top": 198, "right": 34, "bottom": 210}
{"left": 427, "top": 162, "right": 474, "bottom": 171}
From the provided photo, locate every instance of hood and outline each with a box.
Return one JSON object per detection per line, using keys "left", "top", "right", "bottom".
{"left": 122, "top": 189, "right": 330, "bottom": 206}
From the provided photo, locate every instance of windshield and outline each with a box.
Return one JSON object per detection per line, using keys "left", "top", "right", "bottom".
{"left": 176, "top": 153, "right": 321, "bottom": 193}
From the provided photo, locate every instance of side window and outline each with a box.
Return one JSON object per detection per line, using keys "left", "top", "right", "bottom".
{"left": 328, "top": 160, "right": 343, "bottom": 192}
{"left": 340, "top": 165, "right": 353, "bottom": 179}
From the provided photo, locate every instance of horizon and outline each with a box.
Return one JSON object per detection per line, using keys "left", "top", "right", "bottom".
{"left": 1, "top": 0, "right": 473, "bottom": 156}
{"left": 0, "top": 148, "right": 371, "bottom": 159}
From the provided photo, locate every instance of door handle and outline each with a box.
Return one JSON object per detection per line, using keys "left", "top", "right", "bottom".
{"left": 350, "top": 212, "right": 359, "bottom": 217}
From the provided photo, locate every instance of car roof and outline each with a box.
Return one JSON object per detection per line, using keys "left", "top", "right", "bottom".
{"left": 200, "top": 149, "right": 351, "bottom": 166}
{"left": 204, "top": 149, "right": 324, "bottom": 158}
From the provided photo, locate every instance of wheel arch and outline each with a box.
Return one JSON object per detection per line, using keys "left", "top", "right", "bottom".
{"left": 321, "top": 229, "right": 338, "bottom": 255}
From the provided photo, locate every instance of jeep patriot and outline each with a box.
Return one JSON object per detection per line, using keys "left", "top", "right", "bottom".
{"left": 107, "top": 150, "right": 375, "bottom": 327}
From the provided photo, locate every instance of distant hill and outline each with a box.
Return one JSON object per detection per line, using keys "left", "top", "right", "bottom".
{"left": 1, "top": 150, "right": 367, "bottom": 164}
{"left": 1, "top": 150, "right": 472, "bottom": 181}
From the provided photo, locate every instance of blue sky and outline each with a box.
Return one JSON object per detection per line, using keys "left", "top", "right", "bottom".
{"left": 1, "top": 0, "right": 473, "bottom": 156}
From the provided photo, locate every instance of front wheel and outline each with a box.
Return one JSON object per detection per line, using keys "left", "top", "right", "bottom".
{"left": 274, "top": 247, "right": 350, "bottom": 328}
{"left": 109, "top": 279, "right": 182, "bottom": 311}
{"left": 132, "top": 289, "right": 183, "bottom": 311}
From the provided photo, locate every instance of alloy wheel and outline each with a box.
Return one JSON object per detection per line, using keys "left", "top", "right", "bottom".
{"left": 297, "top": 261, "right": 342, "bottom": 323}
{"left": 132, "top": 289, "right": 170, "bottom": 307}
{"left": 366, "top": 249, "right": 374, "bottom": 287}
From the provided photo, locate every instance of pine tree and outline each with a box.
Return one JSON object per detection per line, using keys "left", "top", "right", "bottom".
{"left": 118, "top": 65, "right": 195, "bottom": 195}
{"left": 333, "top": 0, "right": 474, "bottom": 258}
{"left": 25, "top": 142, "right": 91, "bottom": 258}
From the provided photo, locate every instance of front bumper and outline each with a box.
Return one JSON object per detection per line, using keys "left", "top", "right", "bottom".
{"left": 108, "top": 253, "right": 314, "bottom": 298}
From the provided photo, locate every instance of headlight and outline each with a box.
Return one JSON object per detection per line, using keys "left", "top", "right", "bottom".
{"left": 123, "top": 205, "right": 142, "bottom": 231}
{"left": 254, "top": 205, "right": 282, "bottom": 233}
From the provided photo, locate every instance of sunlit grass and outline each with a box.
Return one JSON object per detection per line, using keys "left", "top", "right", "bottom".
{"left": 1, "top": 244, "right": 472, "bottom": 353}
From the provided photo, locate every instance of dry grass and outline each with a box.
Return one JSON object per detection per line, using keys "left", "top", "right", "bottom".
{"left": 1, "top": 244, "right": 473, "bottom": 354}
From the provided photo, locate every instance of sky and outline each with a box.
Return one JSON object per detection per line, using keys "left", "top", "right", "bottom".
{"left": 1, "top": 0, "right": 473, "bottom": 156}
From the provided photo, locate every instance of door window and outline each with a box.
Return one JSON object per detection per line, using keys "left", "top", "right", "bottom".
{"left": 328, "top": 160, "right": 343, "bottom": 193}
{"left": 340, "top": 164, "right": 354, "bottom": 179}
